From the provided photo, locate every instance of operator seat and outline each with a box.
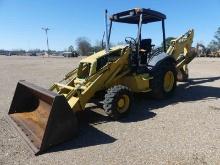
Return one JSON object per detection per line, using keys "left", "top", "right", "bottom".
{"left": 140, "top": 39, "right": 152, "bottom": 53}
{"left": 139, "top": 39, "right": 152, "bottom": 65}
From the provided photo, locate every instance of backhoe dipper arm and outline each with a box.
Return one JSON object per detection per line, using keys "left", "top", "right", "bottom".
{"left": 166, "top": 29, "right": 195, "bottom": 69}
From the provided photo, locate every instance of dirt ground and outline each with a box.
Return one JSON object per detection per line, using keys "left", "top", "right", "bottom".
{"left": 0, "top": 56, "right": 220, "bottom": 165}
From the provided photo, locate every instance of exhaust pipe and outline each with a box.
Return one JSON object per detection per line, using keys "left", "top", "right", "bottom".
{"left": 8, "top": 80, "right": 78, "bottom": 155}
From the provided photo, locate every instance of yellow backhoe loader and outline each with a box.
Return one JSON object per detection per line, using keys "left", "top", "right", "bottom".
{"left": 8, "top": 8, "right": 196, "bottom": 155}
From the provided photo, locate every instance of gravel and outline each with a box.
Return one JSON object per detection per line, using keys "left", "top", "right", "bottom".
{"left": 0, "top": 56, "right": 220, "bottom": 165}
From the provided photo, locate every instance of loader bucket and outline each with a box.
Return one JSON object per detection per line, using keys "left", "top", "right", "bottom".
{"left": 8, "top": 80, "right": 78, "bottom": 155}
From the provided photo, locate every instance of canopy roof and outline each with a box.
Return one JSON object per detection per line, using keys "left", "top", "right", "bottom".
{"left": 110, "top": 8, "right": 166, "bottom": 24}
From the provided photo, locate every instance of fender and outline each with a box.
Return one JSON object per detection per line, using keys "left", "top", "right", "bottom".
{"left": 148, "top": 52, "right": 176, "bottom": 71}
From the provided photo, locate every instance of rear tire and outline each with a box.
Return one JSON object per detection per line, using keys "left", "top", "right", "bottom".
{"left": 103, "top": 85, "right": 133, "bottom": 120}
{"left": 150, "top": 60, "right": 177, "bottom": 99}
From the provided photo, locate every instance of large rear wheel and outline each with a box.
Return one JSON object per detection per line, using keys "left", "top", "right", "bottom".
{"left": 150, "top": 60, "right": 177, "bottom": 99}
{"left": 103, "top": 85, "right": 133, "bottom": 120}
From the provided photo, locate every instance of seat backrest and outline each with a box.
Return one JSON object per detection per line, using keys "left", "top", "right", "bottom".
{"left": 140, "top": 39, "right": 152, "bottom": 52}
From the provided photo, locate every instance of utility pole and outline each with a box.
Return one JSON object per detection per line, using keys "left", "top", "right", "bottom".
{"left": 42, "top": 27, "right": 50, "bottom": 56}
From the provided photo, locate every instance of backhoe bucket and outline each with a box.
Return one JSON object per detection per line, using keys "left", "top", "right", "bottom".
{"left": 8, "top": 80, "right": 78, "bottom": 155}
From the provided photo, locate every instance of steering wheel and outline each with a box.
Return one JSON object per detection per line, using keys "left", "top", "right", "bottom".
{"left": 125, "top": 37, "right": 136, "bottom": 46}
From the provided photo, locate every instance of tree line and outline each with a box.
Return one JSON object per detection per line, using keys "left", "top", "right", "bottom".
{"left": 69, "top": 37, "right": 115, "bottom": 56}
{"left": 1, "top": 27, "right": 219, "bottom": 56}
{"left": 208, "top": 27, "right": 220, "bottom": 51}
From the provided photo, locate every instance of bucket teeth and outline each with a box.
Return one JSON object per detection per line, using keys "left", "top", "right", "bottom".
{"left": 8, "top": 80, "right": 78, "bottom": 155}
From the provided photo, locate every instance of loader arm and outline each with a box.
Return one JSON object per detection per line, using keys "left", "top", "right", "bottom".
{"left": 50, "top": 47, "right": 131, "bottom": 112}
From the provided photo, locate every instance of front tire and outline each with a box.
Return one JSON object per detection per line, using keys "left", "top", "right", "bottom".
{"left": 103, "top": 85, "right": 133, "bottom": 120}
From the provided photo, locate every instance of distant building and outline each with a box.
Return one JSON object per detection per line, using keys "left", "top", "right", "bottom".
{"left": 62, "top": 51, "right": 78, "bottom": 57}
{"left": 0, "top": 50, "right": 10, "bottom": 56}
